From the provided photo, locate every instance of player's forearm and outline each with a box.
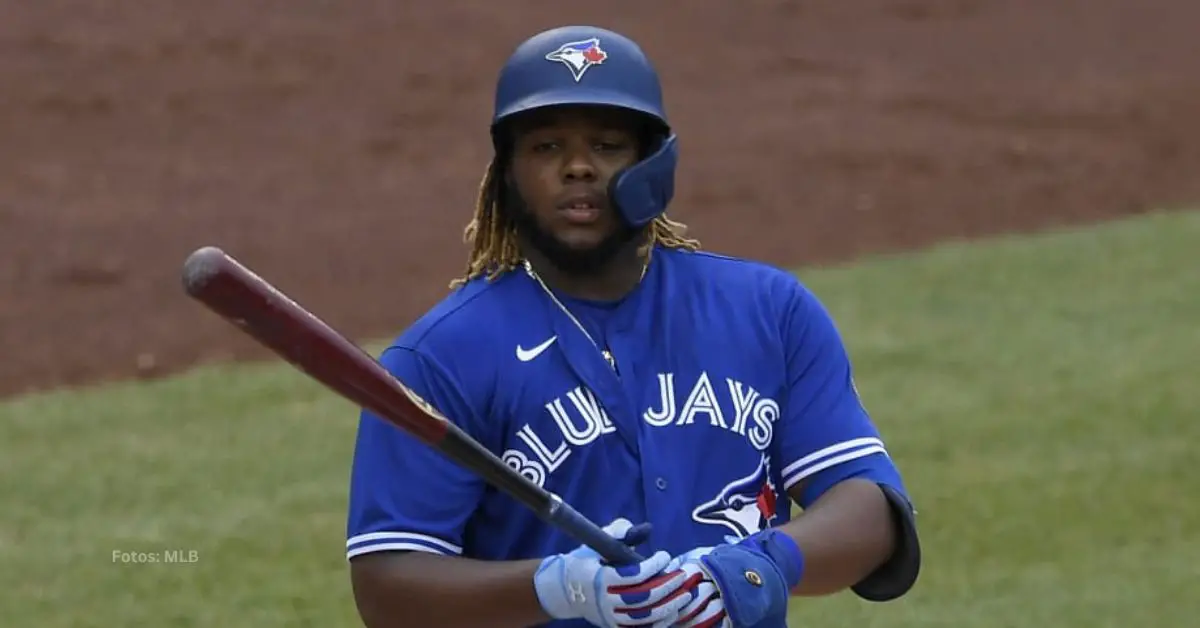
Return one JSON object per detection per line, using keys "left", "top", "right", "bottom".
{"left": 779, "top": 478, "right": 897, "bottom": 596}
{"left": 349, "top": 552, "right": 551, "bottom": 628}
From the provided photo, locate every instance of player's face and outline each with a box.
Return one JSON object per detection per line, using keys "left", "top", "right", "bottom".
{"left": 506, "top": 106, "right": 645, "bottom": 275}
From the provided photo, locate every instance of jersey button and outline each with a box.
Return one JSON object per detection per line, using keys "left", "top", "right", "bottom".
{"left": 655, "top": 477, "right": 668, "bottom": 490}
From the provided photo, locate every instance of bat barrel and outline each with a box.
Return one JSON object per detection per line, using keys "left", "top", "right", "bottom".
{"left": 182, "top": 246, "right": 449, "bottom": 443}
{"left": 181, "top": 246, "right": 643, "bottom": 566}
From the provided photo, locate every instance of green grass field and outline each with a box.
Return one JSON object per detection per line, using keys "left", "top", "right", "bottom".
{"left": 3, "top": 210, "right": 1198, "bottom": 627}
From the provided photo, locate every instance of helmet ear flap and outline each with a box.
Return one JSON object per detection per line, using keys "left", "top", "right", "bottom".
{"left": 609, "top": 133, "right": 678, "bottom": 228}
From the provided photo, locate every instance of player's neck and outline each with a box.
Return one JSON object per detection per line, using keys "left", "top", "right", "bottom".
{"left": 523, "top": 241, "right": 650, "bottom": 302}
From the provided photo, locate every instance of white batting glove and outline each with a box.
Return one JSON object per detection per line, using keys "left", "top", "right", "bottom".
{"left": 533, "top": 518, "right": 696, "bottom": 627}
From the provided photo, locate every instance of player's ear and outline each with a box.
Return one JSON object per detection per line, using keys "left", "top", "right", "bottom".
{"left": 497, "top": 163, "right": 526, "bottom": 218}
{"left": 498, "top": 161, "right": 514, "bottom": 197}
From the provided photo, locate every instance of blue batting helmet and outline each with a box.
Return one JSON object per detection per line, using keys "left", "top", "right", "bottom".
{"left": 491, "top": 25, "right": 678, "bottom": 228}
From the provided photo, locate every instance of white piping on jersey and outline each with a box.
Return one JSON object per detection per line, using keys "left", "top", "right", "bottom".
{"left": 345, "top": 531, "right": 462, "bottom": 558}
{"left": 781, "top": 437, "right": 888, "bottom": 489}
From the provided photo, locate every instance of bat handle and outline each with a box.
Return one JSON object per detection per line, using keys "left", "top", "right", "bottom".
{"left": 545, "top": 495, "right": 646, "bottom": 566}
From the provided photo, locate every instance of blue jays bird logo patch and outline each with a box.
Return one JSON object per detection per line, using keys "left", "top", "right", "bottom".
{"left": 545, "top": 38, "right": 608, "bottom": 82}
{"left": 691, "top": 454, "right": 779, "bottom": 538}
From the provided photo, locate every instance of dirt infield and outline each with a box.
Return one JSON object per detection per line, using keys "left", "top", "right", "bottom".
{"left": 2, "top": 0, "right": 1198, "bottom": 398}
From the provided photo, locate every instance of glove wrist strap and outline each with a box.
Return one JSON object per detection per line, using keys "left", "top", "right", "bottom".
{"left": 741, "top": 528, "right": 806, "bottom": 589}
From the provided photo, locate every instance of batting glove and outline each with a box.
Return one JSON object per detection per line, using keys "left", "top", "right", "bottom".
{"left": 533, "top": 518, "right": 699, "bottom": 628}
{"left": 669, "top": 529, "right": 805, "bottom": 628}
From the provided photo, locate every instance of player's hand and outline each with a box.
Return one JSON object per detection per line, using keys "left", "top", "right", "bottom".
{"left": 669, "top": 529, "right": 805, "bottom": 628}
{"left": 533, "top": 518, "right": 698, "bottom": 627}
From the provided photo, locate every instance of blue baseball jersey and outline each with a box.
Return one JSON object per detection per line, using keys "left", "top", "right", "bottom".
{"left": 346, "top": 246, "right": 908, "bottom": 625}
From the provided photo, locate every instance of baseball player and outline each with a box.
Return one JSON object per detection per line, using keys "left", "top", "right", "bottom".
{"left": 345, "top": 25, "right": 921, "bottom": 628}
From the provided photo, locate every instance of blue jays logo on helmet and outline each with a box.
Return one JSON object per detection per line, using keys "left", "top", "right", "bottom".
{"left": 544, "top": 37, "right": 608, "bottom": 82}
{"left": 691, "top": 455, "right": 780, "bottom": 538}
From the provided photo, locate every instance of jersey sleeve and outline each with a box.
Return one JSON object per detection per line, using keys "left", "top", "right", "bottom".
{"left": 775, "top": 281, "right": 908, "bottom": 509}
{"left": 345, "top": 345, "right": 487, "bottom": 560}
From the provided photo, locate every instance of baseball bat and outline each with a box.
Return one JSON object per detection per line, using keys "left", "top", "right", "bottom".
{"left": 180, "top": 246, "right": 644, "bottom": 566}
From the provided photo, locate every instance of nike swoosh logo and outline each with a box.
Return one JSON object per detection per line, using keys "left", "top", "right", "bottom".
{"left": 516, "top": 336, "right": 558, "bottom": 362}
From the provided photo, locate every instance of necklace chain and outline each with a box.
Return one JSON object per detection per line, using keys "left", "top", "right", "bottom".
{"left": 522, "top": 256, "right": 649, "bottom": 373}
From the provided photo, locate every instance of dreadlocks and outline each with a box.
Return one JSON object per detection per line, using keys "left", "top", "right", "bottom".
{"left": 449, "top": 161, "right": 700, "bottom": 289}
